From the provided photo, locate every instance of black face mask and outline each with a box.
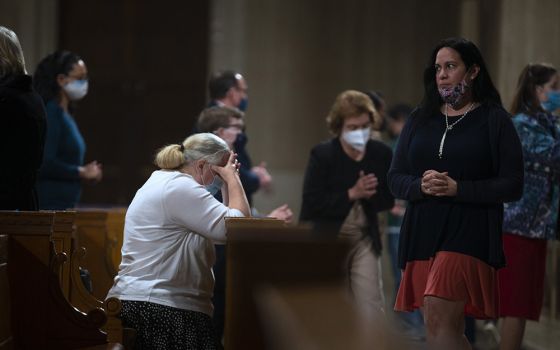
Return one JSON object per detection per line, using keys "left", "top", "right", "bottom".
{"left": 233, "top": 132, "right": 248, "bottom": 151}
{"left": 238, "top": 97, "right": 249, "bottom": 112}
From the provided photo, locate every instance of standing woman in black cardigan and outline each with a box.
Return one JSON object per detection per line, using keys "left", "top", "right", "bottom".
{"left": 388, "top": 37, "right": 524, "bottom": 350}
{"left": 300, "top": 90, "right": 394, "bottom": 320}
{"left": 0, "top": 26, "right": 46, "bottom": 210}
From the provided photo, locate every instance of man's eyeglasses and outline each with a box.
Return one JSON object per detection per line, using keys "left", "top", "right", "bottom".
{"left": 225, "top": 124, "right": 245, "bottom": 132}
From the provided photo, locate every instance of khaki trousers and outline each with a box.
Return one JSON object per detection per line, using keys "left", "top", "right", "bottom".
{"left": 339, "top": 202, "right": 384, "bottom": 320}
{"left": 347, "top": 236, "right": 385, "bottom": 320}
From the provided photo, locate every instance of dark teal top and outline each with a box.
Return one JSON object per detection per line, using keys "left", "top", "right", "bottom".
{"left": 37, "top": 100, "right": 85, "bottom": 209}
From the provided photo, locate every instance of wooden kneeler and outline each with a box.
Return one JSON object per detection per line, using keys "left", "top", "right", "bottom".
{"left": 223, "top": 218, "right": 350, "bottom": 350}
{"left": 0, "top": 211, "right": 125, "bottom": 349}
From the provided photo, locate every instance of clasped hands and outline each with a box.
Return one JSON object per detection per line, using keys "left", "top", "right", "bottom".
{"left": 421, "top": 169, "right": 457, "bottom": 197}
{"left": 79, "top": 160, "right": 103, "bottom": 184}
{"left": 348, "top": 170, "right": 378, "bottom": 201}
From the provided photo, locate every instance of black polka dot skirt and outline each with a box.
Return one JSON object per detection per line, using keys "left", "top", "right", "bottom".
{"left": 120, "top": 300, "right": 223, "bottom": 350}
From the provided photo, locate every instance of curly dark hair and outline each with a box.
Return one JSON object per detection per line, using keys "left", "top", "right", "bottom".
{"left": 32, "top": 50, "right": 82, "bottom": 103}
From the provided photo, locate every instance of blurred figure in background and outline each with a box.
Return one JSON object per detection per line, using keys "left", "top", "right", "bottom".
{"left": 197, "top": 105, "right": 292, "bottom": 341}
{"left": 208, "top": 70, "right": 249, "bottom": 111}
{"left": 384, "top": 103, "right": 425, "bottom": 339}
{"left": 499, "top": 63, "right": 560, "bottom": 350}
{"left": 208, "top": 70, "right": 273, "bottom": 206}
{"left": 197, "top": 105, "right": 292, "bottom": 221}
{"left": 364, "top": 90, "right": 387, "bottom": 141}
{"left": 33, "top": 50, "right": 102, "bottom": 209}
{"left": 0, "top": 26, "right": 46, "bottom": 210}
{"left": 300, "top": 90, "right": 394, "bottom": 320}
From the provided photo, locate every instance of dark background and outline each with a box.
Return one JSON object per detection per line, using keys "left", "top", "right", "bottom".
{"left": 59, "top": 0, "right": 210, "bottom": 205}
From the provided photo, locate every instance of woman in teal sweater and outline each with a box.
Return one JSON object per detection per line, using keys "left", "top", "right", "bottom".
{"left": 33, "top": 51, "right": 102, "bottom": 209}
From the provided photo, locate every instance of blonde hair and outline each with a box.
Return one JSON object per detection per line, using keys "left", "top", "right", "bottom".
{"left": 325, "top": 90, "right": 382, "bottom": 135}
{"left": 154, "top": 133, "right": 229, "bottom": 170}
{"left": 0, "top": 26, "right": 26, "bottom": 80}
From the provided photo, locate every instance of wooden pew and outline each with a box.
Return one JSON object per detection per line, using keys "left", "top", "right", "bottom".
{"left": 0, "top": 211, "right": 123, "bottom": 349}
{"left": 0, "top": 234, "right": 10, "bottom": 348}
{"left": 51, "top": 211, "right": 74, "bottom": 299}
{"left": 255, "top": 284, "right": 407, "bottom": 350}
{"left": 223, "top": 218, "right": 351, "bottom": 350}
{"left": 73, "top": 208, "right": 126, "bottom": 301}
{"left": 35, "top": 210, "right": 115, "bottom": 319}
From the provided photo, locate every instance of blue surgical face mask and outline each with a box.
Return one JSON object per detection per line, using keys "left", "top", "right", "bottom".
{"left": 204, "top": 168, "right": 223, "bottom": 196}
{"left": 542, "top": 90, "right": 560, "bottom": 112}
{"left": 237, "top": 97, "right": 248, "bottom": 112}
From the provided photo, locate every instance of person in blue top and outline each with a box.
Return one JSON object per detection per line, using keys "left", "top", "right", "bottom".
{"left": 33, "top": 51, "right": 102, "bottom": 210}
{"left": 499, "top": 63, "right": 560, "bottom": 350}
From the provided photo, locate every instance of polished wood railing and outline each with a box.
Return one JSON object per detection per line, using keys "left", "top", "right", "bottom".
{"left": 0, "top": 211, "right": 124, "bottom": 349}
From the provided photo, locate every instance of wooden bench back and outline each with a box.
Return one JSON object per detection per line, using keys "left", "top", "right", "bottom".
{"left": 0, "top": 233, "right": 11, "bottom": 348}
{"left": 73, "top": 208, "right": 126, "bottom": 301}
{"left": 223, "top": 218, "right": 350, "bottom": 350}
{"left": 0, "top": 211, "right": 124, "bottom": 349}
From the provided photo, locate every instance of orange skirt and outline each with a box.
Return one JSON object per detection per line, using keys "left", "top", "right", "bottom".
{"left": 394, "top": 251, "right": 498, "bottom": 319}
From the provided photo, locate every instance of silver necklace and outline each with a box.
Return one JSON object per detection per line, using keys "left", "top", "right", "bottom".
{"left": 438, "top": 103, "right": 474, "bottom": 159}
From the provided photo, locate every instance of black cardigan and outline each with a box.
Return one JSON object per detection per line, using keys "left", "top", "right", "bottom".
{"left": 387, "top": 103, "right": 524, "bottom": 268}
{"left": 300, "top": 138, "right": 395, "bottom": 254}
{"left": 0, "top": 75, "right": 46, "bottom": 210}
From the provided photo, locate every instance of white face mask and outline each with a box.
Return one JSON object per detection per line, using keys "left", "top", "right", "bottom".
{"left": 341, "top": 128, "right": 370, "bottom": 152}
{"left": 63, "top": 79, "right": 89, "bottom": 100}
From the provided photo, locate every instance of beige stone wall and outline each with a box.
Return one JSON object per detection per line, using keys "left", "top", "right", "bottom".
{"left": 210, "top": 0, "right": 462, "bottom": 218}
{"left": 495, "top": 0, "right": 560, "bottom": 109}
{"left": 209, "top": 0, "right": 560, "bottom": 220}
{"left": 0, "top": 0, "right": 58, "bottom": 74}
{"left": 2, "top": 0, "right": 559, "bottom": 217}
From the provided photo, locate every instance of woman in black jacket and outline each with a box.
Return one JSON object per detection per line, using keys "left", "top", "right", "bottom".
{"left": 300, "top": 90, "right": 394, "bottom": 320}
{"left": 0, "top": 26, "right": 46, "bottom": 210}
{"left": 388, "top": 38, "right": 524, "bottom": 350}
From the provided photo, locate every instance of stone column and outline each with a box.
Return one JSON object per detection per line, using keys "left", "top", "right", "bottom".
{"left": 495, "top": 0, "right": 560, "bottom": 108}
{"left": 0, "top": 0, "right": 58, "bottom": 74}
